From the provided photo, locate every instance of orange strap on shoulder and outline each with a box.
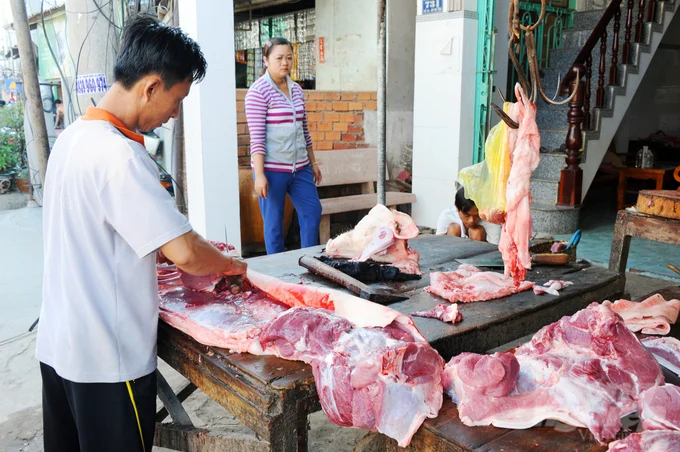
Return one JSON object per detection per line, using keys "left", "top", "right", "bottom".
{"left": 81, "top": 107, "right": 145, "bottom": 146}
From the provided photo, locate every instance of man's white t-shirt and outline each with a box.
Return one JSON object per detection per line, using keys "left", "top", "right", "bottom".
{"left": 435, "top": 206, "right": 502, "bottom": 245}
{"left": 36, "top": 118, "right": 192, "bottom": 383}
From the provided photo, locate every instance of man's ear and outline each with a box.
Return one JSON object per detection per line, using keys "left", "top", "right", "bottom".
{"left": 143, "top": 77, "right": 163, "bottom": 102}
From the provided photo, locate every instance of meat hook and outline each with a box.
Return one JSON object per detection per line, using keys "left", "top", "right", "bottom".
{"left": 507, "top": 0, "right": 580, "bottom": 106}
{"left": 491, "top": 102, "right": 519, "bottom": 129}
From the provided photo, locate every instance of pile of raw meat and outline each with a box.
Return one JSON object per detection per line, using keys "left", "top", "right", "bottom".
{"left": 157, "top": 256, "right": 444, "bottom": 447}
{"left": 442, "top": 303, "right": 666, "bottom": 443}
{"left": 425, "top": 264, "right": 534, "bottom": 304}
{"left": 425, "top": 84, "right": 540, "bottom": 306}
{"left": 325, "top": 204, "right": 422, "bottom": 275}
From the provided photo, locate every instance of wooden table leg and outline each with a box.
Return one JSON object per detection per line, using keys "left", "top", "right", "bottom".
{"left": 656, "top": 174, "right": 664, "bottom": 190}
{"left": 319, "top": 214, "right": 331, "bottom": 244}
{"left": 617, "top": 171, "right": 627, "bottom": 211}
{"left": 609, "top": 210, "right": 632, "bottom": 274}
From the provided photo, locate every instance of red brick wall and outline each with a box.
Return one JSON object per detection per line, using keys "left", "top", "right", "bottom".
{"left": 236, "top": 89, "right": 377, "bottom": 166}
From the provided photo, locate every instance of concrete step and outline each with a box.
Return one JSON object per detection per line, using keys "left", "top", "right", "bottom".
{"left": 531, "top": 203, "right": 581, "bottom": 236}
{"left": 531, "top": 178, "right": 559, "bottom": 205}
{"left": 570, "top": 10, "right": 611, "bottom": 31}
{"left": 535, "top": 104, "right": 569, "bottom": 131}
{"left": 533, "top": 152, "right": 566, "bottom": 181}
{"left": 538, "top": 130, "right": 569, "bottom": 153}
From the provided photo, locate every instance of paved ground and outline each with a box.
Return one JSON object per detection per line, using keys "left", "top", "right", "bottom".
{"left": 0, "top": 202, "right": 677, "bottom": 452}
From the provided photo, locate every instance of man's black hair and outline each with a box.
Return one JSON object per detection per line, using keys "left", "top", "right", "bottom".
{"left": 455, "top": 187, "right": 476, "bottom": 214}
{"left": 114, "top": 15, "right": 207, "bottom": 90}
{"left": 54, "top": 99, "right": 62, "bottom": 104}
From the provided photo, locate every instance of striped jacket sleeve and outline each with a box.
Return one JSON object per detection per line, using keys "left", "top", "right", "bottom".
{"left": 299, "top": 88, "right": 313, "bottom": 149}
{"left": 244, "top": 86, "right": 268, "bottom": 156}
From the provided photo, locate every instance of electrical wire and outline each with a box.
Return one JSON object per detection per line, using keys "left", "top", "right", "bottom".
{"left": 41, "top": 0, "right": 75, "bottom": 123}
{"left": 42, "top": 0, "right": 113, "bottom": 15}
{"left": 92, "top": 0, "right": 122, "bottom": 31}
{"left": 74, "top": 13, "right": 101, "bottom": 116}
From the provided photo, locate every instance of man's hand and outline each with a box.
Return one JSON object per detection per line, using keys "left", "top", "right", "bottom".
{"left": 224, "top": 258, "right": 247, "bottom": 276}
{"left": 161, "top": 231, "right": 246, "bottom": 278}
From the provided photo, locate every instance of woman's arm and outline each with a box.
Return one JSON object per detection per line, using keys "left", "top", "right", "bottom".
{"left": 245, "top": 87, "right": 269, "bottom": 198}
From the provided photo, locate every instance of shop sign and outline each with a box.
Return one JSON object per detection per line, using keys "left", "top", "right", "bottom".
{"left": 319, "top": 37, "right": 325, "bottom": 64}
{"left": 422, "top": 0, "right": 444, "bottom": 14}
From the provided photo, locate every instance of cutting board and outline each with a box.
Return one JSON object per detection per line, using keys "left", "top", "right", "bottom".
{"left": 636, "top": 190, "right": 680, "bottom": 220}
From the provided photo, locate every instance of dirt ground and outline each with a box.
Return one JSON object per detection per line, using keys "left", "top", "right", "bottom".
{"left": 0, "top": 332, "right": 369, "bottom": 452}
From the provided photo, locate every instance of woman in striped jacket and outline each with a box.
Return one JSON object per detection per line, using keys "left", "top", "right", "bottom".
{"left": 245, "top": 38, "right": 323, "bottom": 255}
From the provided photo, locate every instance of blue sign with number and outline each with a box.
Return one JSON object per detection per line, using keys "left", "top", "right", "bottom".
{"left": 422, "top": 0, "right": 443, "bottom": 14}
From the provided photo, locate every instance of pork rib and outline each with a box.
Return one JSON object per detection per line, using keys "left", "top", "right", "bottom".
{"left": 642, "top": 336, "right": 680, "bottom": 377}
{"left": 425, "top": 264, "right": 534, "bottom": 303}
{"left": 442, "top": 303, "right": 664, "bottom": 443}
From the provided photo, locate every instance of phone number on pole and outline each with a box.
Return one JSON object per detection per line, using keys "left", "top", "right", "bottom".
{"left": 76, "top": 74, "right": 108, "bottom": 95}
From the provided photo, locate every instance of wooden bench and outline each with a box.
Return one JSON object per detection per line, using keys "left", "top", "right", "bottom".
{"left": 315, "top": 148, "right": 416, "bottom": 243}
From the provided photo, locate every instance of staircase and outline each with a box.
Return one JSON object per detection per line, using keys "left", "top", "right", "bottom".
{"left": 530, "top": 0, "right": 678, "bottom": 235}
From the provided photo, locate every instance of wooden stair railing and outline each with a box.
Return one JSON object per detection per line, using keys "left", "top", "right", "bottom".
{"left": 557, "top": 0, "right": 657, "bottom": 206}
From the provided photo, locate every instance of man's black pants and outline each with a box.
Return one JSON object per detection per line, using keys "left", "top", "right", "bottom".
{"left": 40, "top": 362, "right": 156, "bottom": 452}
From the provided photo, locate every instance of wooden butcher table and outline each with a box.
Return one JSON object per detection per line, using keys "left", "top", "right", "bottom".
{"left": 359, "top": 286, "right": 680, "bottom": 452}
{"left": 155, "top": 235, "right": 625, "bottom": 452}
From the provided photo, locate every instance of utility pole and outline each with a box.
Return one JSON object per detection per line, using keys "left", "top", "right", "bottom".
{"left": 172, "top": 3, "right": 187, "bottom": 214}
{"left": 377, "top": 0, "right": 387, "bottom": 206}
{"left": 10, "top": 0, "right": 50, "bottom": 187}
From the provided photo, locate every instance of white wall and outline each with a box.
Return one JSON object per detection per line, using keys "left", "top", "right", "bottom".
{"left": 411, "top": 8, "right": 478, "bottom": 227}
{"left": 315, "top": 0, "right": 378, "bottom": 91}
{"left": 180, "top": 0, "right": 241, "bottom": 251}
{"left": 385, "top": 0, "right": 417, "bottom": 175}
{"left": 613, "top": 18, "right": 680, "bottom": 156}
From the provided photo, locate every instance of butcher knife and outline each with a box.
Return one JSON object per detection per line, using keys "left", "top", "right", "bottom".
{"left": 456, "top": 253, "right": 570, "bottom": 268}
{"left": 298, "top": 255, "right": 409, "bottom": 304}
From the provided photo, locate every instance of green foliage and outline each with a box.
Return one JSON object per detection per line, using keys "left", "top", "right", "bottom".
{"left": 0, "top": 103, "right": 25, "bottom": 173}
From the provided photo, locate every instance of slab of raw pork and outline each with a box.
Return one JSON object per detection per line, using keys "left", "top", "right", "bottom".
{"left": 425, "top": 264, "right": 534, "bottom": 303}
{"left": 259, "top": 307, "right": 444, "bottom": 445}
{"left": 158, "top": 266, "right": 443, "bottom": 447}
{"left": 325, "top": 204, "right": 421, "bottom": 274}
{"left": 412, "top": 303, "right": 463, "bottom": 324}
{"left": 642, "top": 336, "right": 680, "bottom": 377}
{"left": 498, "top": 84, "right": 541, "bottom": 285}
{"left": 639, "top": 384, "right": 680, "bottom": 431}
{"left": 602, "top": 294, "right": 680, "bottom": 335}
{"left": 442, "top": 303, "right": 664, "bottom": 443}
{"left": 607, "top": 431, "right": 680, "bottom": 451}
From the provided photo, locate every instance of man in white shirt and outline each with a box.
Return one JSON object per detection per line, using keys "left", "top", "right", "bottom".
{"left": 37, "top": 16, "right": 246, "bottom": 452}
{"left": 436, "top": 187, "right": 502, "bottom": 245}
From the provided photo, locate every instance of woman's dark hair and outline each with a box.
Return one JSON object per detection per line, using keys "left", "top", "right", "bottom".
{"left": 114, "top": 15, "right": 207, "bottom": 90}
{"left": 259, "top": 37, "right": 293, "bottom": 77}
{"left": 455, "top": 187, "right": 476, "bottom": 214}
{"left": 54, "top": 99, "right": 62, "bottom": 105}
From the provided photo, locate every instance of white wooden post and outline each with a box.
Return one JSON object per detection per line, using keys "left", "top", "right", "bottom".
{"left": 178, "top": 0, "right": 241, "bottom": 252}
